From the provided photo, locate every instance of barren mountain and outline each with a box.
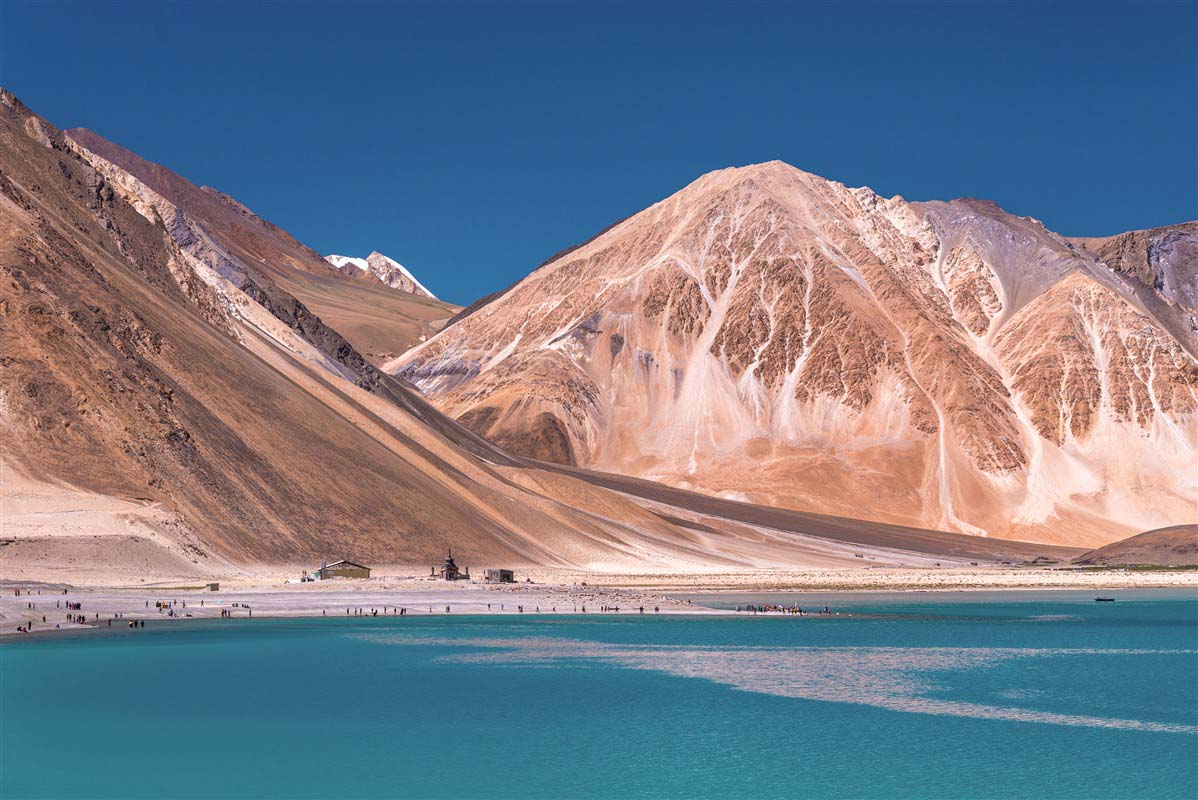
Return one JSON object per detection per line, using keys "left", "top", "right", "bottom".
{"left": 326, "top": 252, "right": 438, "bottom": 300}
{"left": 63, "top": 128, "right": 456, "bottom": 366}
{"left": 1074, "top": 525, "right": 1198, "bottom": 567}
{"left": 3, "top": 91, "right": 1077, "bottom": 579}
{"left": 394, "top": 162, "right": 1197, "bottom": 546}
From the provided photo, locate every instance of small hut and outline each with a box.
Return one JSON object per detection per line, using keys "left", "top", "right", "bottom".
{"left": 314, "top": 560, "right": 371, "bottom": 580}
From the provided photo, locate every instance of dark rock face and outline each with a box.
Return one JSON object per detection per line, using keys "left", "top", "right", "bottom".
{"left": 609, "top": 332, "right": 625, "bottom": 360}
{"left": 237, "top": 277, "right": 382, "bottom": 392}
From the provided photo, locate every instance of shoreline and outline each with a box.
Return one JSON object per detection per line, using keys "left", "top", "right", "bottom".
{"left": 0, "top": 579, "right": 726, "bottom": 638}
{"left": 3, "top": 569, "right": 1196, "bottom": 638}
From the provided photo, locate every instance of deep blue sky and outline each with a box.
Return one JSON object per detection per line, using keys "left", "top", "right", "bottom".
{"left": 3, "top": 1, "right": 1195, "bottom": 304}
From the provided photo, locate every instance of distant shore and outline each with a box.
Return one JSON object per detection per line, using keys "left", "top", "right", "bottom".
{"left": 3, "top": 567, "right": 1196, "bottom": 637}
{"left": 521, "top": 566, "right": 1198, "bottom": 592}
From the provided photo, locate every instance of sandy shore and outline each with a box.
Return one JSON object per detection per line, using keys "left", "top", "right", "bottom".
{"left": 2, "top": 566, "right": 1195, "bottom": 637}
{"left": 0, "top": 577, "right": 721, "bottom": 636}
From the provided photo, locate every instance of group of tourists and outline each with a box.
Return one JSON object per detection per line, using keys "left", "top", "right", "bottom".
{"left": 9, "top": 588, "right": 261, "bottom": 634}
{"left": 345, "top": 606, "right": 407, "bottom": 616}
{"left": 737, "top": 604, "right": 833, "bottom": 615}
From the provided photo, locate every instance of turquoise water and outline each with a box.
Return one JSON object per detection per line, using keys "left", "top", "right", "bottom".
{"left": 2, "top": 590, "right": 1196, "bottom": 799}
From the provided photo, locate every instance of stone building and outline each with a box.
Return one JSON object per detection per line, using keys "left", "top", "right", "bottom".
{"left": 484, "top": 569, "right": 514, "bottom": 583}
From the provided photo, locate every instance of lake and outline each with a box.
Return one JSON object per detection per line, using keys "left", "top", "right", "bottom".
{"left": 3, "top": 589, "right": 1196, "bottom": 798}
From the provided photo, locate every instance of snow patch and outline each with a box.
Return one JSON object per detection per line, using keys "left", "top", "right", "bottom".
{"left": 325, "top": 252, "right": 438, "bottom": 300}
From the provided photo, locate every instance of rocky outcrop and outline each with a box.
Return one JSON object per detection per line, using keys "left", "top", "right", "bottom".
{"left": 394, "top": 162, "right": 1198, "bottom": 546}
{"left": 1069, "top": 222, "right": 1198, "bottom": 356}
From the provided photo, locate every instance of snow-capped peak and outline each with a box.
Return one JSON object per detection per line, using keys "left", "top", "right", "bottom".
{"left": 324, "top": 251, "right": 437, "bottom": 300}
{"left": 325, "top": 254, "right": 370, "bottom": 272}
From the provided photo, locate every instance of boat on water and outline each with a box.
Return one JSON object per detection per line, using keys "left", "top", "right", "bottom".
{"left": 1095, "top": 597, "right": 1116, "bottom": 602}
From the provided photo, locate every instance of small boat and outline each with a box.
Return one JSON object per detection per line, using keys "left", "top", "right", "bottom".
{"left": 1094, "top": 597, "right": 1116, "bottom": 602}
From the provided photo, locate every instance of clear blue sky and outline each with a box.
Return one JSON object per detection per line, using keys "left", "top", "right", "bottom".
{"left": 3, "top": 1, "right": 1194, "bottom": 304}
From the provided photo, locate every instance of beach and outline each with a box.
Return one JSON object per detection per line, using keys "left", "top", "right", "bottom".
{"left": 3, "top": 565, "right": 1195, "bottom": 636}
{"left": 0, "top": 575, "right": 720, "bottom": 635}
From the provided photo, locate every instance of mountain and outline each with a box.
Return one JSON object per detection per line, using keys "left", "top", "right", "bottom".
{"left": 63, "top": 128, "right": 455, "bottom": 366}
{"left": 325, "top": 252, "right": 438, "bottom": 300}
{"left": 2, "top": 90, "right": 1079, "bottom": 581}
{"left": 1074, "top": 525, "right": 1198, "bottom": 567}
{"left": 393, "top": 161, "right": 1197, "bottom": 547}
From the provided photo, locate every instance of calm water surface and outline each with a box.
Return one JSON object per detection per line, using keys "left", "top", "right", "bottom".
{"left": 2, "top": 589, "right": 1196, "bottom": 799}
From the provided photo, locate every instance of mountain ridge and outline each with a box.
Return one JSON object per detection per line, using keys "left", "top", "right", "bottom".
{"left": 3, "top": 89, "right": 1086, "bottom": 582}
{"left": 394, "top": 160, "right": 1197, "bottom": 546}
{"left": 64, "top": 127, "right": 457, "bottom": 365}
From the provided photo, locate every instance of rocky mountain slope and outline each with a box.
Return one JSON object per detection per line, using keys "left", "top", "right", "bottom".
{"left": 63, "top": 128, "right": 456, "bottom": 366}
{"left": 3, "top": 90, "right": 1080, "bottom": 577}
{"left": 325, "top": 252, "right": 437, "bottom": 300}
{"left": 393, "top": 162, "right": 1197, "bottom": 546}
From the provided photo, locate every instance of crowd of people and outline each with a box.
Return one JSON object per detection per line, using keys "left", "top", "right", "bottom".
{"left": 9, "top": 584, "right": 720, "bottom": 635}
{"left": 737, "top": 603, "right": 834, "bottom": 615}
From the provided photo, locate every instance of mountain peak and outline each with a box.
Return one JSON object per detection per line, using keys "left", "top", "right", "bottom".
{"left": 395, "top": 159, "right": 1197, "bottom": 547}
{"left": 690, "top": 159, "right": 831, "bottom": 189}
{"left": 325, "top": 252, "right": 437, "bottom": 299}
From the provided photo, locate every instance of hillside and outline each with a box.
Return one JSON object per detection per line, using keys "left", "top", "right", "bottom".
{"left": 1074, "top": 526, "right": 1198, "bottom": 567}
{"left": 1, "top": 89, "right": 1084, "bottom": 583}
{"left": 64, "top": 128, "right": 457, "bottom": 365}
{"left": 393, "top": 162, "right": 1197, "bottom": 546}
